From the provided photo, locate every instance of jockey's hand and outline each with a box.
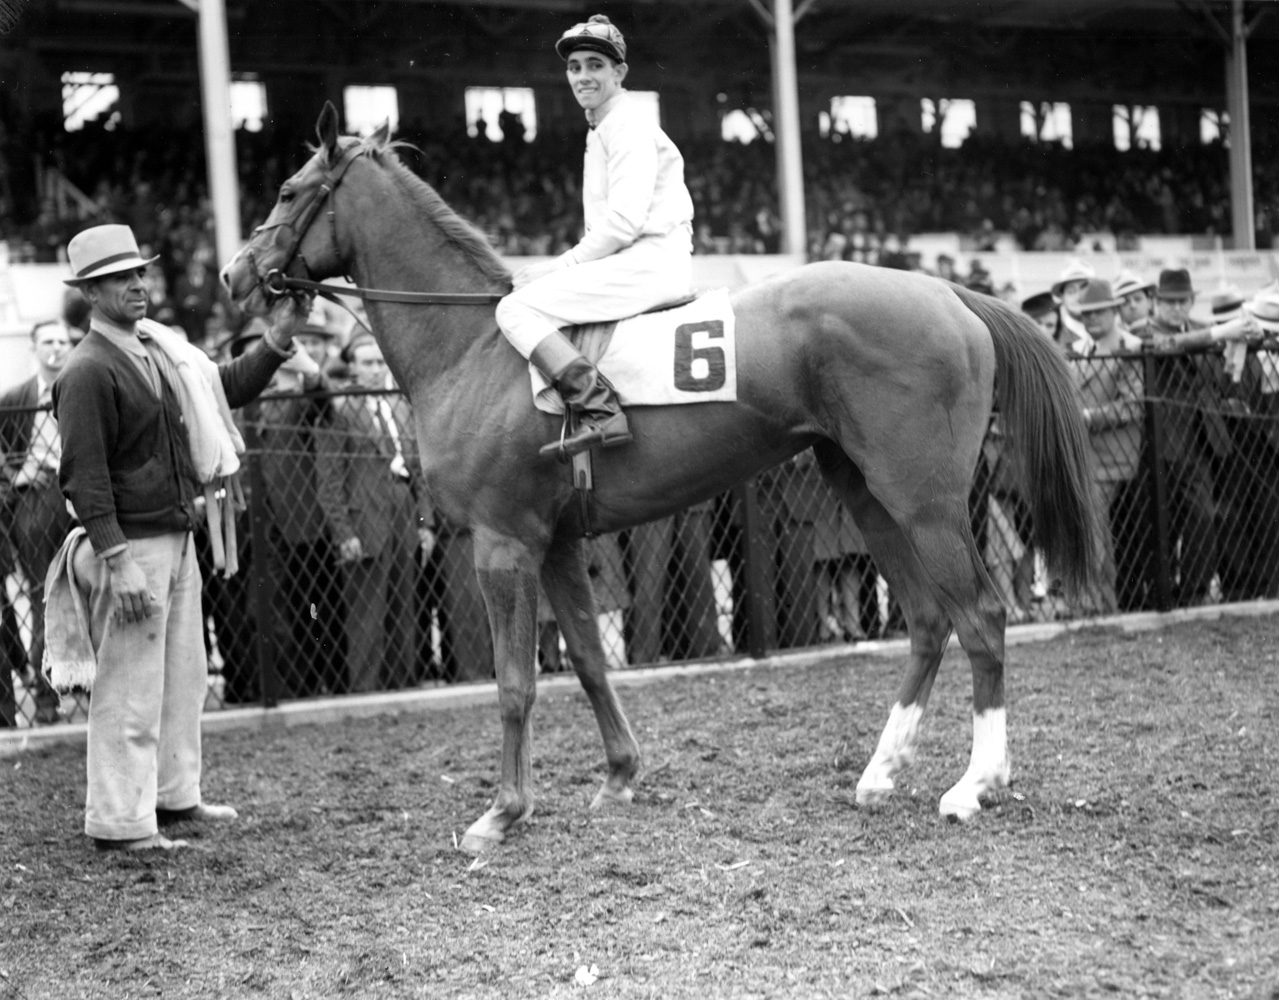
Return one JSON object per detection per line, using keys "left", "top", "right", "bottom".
{"left": 106, "top": 551, "right": 155, "bottom": 625}
{"left": 338, "top": 536, "right": 364, "bottom": 563}
{"left": 264, "top": 293, "right": 314, "bottom": 351}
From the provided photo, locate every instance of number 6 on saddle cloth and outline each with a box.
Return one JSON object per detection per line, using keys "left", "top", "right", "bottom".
{"left": 533, "top": 288, "right": 738, "bottom": 502}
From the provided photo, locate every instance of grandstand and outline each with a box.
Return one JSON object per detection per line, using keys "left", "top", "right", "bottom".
{"left": 2, "top": 0, "right": 1278, "bottom": 371}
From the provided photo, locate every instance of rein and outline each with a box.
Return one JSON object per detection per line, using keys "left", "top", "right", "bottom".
{"left": 264, "top": 270, "right": 504, "bottom": 306}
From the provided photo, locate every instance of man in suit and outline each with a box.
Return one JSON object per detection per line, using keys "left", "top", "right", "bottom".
{"left": 246, "top": 307, "right": 346, "bottom": 697}
{"left": 0, "top": 319, "right": 75, "bottom": 724}
{"left": 316, "top": 333, "right": 435, "bottom": 692}
{"left": 1145, "top": 268, "right": 1236, "bottom": 604}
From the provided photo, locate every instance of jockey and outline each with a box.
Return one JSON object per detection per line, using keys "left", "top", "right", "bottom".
{"left": 495, "top": 14, "right": 696, "bottom": 458}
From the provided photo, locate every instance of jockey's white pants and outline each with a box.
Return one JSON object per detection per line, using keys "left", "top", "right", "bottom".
{"left": 496, "top": 228, "right": 693, "bottom": 362}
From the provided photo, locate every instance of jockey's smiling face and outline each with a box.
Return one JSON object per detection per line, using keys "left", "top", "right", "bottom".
{"left": 565, "top": 50, "right": 627, "bottom": 113}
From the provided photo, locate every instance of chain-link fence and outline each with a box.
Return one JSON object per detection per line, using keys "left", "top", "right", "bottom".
{"left": 5, "top": 346, "right": 1279, "bottom": 727}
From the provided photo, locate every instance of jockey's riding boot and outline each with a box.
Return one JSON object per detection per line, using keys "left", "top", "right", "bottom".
{"left": 530, "top": 333, "right": 632, "bottom": 459}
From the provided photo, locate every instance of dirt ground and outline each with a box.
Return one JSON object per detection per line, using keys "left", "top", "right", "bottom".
{"left": 2, "top": 615, "right": 1277, "bottom": 999}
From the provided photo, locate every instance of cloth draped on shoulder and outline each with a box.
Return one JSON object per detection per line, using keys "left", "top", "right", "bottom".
{"left": 140, "top": 319, "right": 247, "bottom": 577}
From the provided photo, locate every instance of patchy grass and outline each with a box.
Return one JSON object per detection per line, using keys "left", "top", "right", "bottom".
{"left": 2, "top": 617, "right": 1278, "bottom": 999}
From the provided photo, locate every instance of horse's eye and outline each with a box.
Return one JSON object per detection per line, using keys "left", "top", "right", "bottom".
{"left": 280, "top": 189, "right": 295, "bottom": 203}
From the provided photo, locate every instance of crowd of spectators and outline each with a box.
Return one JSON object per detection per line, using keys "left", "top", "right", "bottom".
{"left": 6, "top": 112, "right": 1279, "bottom": 323}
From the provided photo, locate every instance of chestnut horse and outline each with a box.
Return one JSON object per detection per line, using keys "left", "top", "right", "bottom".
{"left": 222, "top": 105, "right": 1098, "bottom": 854}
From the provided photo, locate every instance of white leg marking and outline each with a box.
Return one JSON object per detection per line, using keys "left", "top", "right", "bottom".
{"left": 856, "top": 701, "right": 924, "bottom": 807}
{"left": 939, "top": 707, "right": 1010, "bottom": 821}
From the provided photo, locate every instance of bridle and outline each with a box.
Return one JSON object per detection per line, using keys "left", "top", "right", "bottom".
{"left": 245, "top": 140, "right": 503, "bottom": 326}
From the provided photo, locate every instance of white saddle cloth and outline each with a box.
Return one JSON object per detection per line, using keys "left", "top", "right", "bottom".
{"left": 531, "top": 288, "right": 738, "bottom": 414}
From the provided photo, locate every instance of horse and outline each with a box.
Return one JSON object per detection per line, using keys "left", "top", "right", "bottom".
{"left": 221, "top": 104, "right": 1099, "bottom": 854}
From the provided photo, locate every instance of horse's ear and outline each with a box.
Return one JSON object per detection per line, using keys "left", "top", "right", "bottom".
{"left": 369, "top": 117, "right": 392, "bottom": 148}
{"left": 317, "top": 102, "right": 340, "bottom": 158}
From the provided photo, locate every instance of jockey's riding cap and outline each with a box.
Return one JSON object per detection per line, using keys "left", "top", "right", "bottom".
{"left": 63, "top": 224, "right": 159, "bottom": 286}
{"left": 556, "top": 14, "right": 626, "bottom": 63}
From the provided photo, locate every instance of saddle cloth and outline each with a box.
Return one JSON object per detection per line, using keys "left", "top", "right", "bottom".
{"left": 531, "top": 287, "right": 738, "bottom": 414}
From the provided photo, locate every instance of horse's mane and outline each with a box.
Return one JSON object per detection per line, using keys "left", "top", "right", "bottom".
{"left": 323, "top": 135, "right": 514, "bottom": 290}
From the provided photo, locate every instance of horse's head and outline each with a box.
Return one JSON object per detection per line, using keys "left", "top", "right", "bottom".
{"left": 221, "top": 102, "right": 390, "bottom": 314}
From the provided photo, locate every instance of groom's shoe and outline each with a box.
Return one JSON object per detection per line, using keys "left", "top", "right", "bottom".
{"left": 157, "top": 803, "right": 239, "bottom": 825}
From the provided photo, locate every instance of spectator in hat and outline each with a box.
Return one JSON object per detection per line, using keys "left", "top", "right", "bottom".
{"left": 1021, "top": 291, "right": 1061, "bottom": 344}
{"left": 51, "top": 223, "right": 304, "bottom": 851}
{"left": 1112, "top": 269, "right": 1155, "bottom": 335}
{"left": 1073, "top": 279, "right": 1145, "bottom": 615}
{"left": 1051, "top": 257, "right": 1096, "bottom": 351}
{"left": 1144, "top": 268, "right": 1233, "bottom": 604}
{"left": 315, "top": 333, "right": 434, "bottom": 692}
{"left": 234, "top": 311, "right": 352, "bottom": 698}
{"left": 295, "top": 303, "right": 344, "bottom": 376}
{"left": 1210, "top": 288, "right": 1279, "bottom": 600}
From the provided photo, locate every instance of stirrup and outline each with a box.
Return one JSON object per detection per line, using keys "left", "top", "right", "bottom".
{"left": 539, "top": 412, "right": 632, "bottom": 460}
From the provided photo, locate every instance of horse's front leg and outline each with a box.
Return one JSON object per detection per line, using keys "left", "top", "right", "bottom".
{"left": 541, "top": 536, "right": 640, "bottom": 808}
{"left": 459, "top": 528, "right": 543, "bottom": 855}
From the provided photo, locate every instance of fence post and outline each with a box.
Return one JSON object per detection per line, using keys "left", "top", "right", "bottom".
{"left": 241, "top": 399, "right": 281, "bottom": 707}
{"left": 736, "top": 478, "right": 776, "bottom": 658}
{"left": 1141, "top": 350, "right": 1174, "bottom": 610}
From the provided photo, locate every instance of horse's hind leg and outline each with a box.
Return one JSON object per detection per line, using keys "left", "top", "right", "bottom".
{"left": 871, "top": 483, "right": 1012, "bottom": 820}
{"left": 460, "top": 527, "right": 543, "bottom": 854}
{"left": 877, "top": 499, "right": 1011, "bottom": 821}
{"left": 815, "top": 444, "right": 953, "bottom": 807}
{"left": 817, "top": 442, "right": 1010, "bottom": 819}
{"left": 540, "top": 536, "right": 641, "bottom": 808}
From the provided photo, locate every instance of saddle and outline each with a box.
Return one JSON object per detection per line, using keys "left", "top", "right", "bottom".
{"left": 551, "top": 292, "right": 723, "bottom": 536}
{"left": 566, "top": 292, "right": 698, "bottom": 367}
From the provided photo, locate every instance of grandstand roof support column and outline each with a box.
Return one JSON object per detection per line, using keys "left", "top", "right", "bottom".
{"left": 1205, "top": 0, "right": 1265, "bottom": 251}
{"left": 750, "top": 0, "right": 808, "bottom": 256}
{"left": 1226, "top": 0, "right": 1254, "bottom": 251}
{"left": 192, "top": 0, "right": 241, "bottom": 268}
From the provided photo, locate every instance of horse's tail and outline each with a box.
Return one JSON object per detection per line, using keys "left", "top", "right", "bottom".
{"left": 950, "top": 284, "right": 1100, "bottom": 597}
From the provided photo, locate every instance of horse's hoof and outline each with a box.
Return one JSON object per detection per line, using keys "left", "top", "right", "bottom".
{"left": 457, "top": 833, "right": 501, "bottom": 859}
{"left": 938, "top": 788, "right": 982, "bottom": 822}
{"left": 460, "top": 806, "right": 525, "bottom": 855}
{"left": 590, "top": 784, "right": 634, "bottom": 810}
{"left": 855, "top": 780, "right": 894, "bottom": 809}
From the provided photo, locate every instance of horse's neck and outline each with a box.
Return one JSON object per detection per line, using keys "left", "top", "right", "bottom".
{"left": 345, "top": 195, "right": 510, "bottom": 389}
